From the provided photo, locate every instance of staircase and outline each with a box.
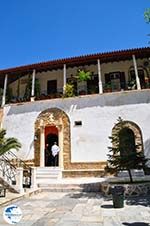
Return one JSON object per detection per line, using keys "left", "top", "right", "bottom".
{"left": 36, "top": 167, "right": 102, "bottom": 192}
{"left": 36, "top": 167, "right": 62, "bottom": 187}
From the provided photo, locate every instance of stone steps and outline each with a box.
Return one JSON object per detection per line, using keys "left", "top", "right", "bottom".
{"left": 38, "top": 181, "right": 102, "bottom": 192}
{"left": 39, "top": 184, "right": 83, "bottom": 192}
{"left": 36, "top": 167, "right": 104, "bottom": 192}
{"left": 36, "top": 167, "right": 61, "bottom": 186}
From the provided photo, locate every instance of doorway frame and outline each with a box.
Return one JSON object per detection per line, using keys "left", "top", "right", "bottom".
{"left": 45, "top": 126, "right": 59, "bottom": 167}
{"left": 34, "top": 108, "right": 65, "bottom": 168}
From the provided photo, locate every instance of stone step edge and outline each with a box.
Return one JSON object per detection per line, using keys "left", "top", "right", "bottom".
{"left": 62, "top": 169, "right": 104, "bottom": 172}
{"left": 39, "top": 187, "right": 101, "bottom": 192}
{"left": 36, "top": 172, "right": 60, "bottom": 175}
{"left": 36, "top": 168, "right": 60, "bottom": 169}
{"left": 40, "top": 188, "right": 83, "bottom": 192}
{"left": 36, "top": 175, "right": 60, "bottom": 177}
{"left": 36, "top": 169, "right": 104, "bottom": 173}
{"left": 0, "top": 188, "right": 42, "bottom": 207}
{"left": 38, "top": 181, "right": 101, "bottom": 184}
{"left": 36, "top": 169, "right": 61, "bottom": 171}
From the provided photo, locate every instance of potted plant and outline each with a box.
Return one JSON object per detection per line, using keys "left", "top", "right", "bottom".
{"left": 104, "top": 82, "right": 112, "bottom": 92}
{"left": 76, "top": 69, "right": 92, "bottom": 95}
{"left": 24, "top": 76, "right": 41, "bottom": 101}
{"left": 63, "top": 83, "right": 75, "bottom": 98}
{"left": 127, "top": 79, "right": 136, "bottom": 90}
{"left": 145, "top": 77, "right": 150, "bottom": 89}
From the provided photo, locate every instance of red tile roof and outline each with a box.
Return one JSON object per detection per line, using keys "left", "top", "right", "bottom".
{"left": 0, "top": 47, "right": 150, "bottom": 76}
{"left": 0, "top": 47, "right": 149, "bottom": 87}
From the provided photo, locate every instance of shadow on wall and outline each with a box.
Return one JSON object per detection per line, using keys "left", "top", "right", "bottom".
{"left": 122, "top": 223, "right": 149, "bottom": 226}
{"left": 144, "top": 138, "right": 150, "bottom": 167}
{"left": 6, "top": 90, "right": 150, "bottom": 116}
{"left": 23, "top": 139, "right": 34, "bottom": 160}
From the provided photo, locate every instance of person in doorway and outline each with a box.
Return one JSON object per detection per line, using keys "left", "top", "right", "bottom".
{"left": 51, "top": 142, "right": 60, "bottom": 166}
{"left": 45, "top": 143, "right": 50, "bottom": 166}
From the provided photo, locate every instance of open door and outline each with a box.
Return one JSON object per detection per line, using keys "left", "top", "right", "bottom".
{"left": 45, "top": 126, "right": 59, "bottom": 166}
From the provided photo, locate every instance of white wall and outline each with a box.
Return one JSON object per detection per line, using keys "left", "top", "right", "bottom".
{"left": 2, "top": 90, "right": 150, "bottom": 163}
{"left": 70, "top": 104, "right": 150, "bottom": 162}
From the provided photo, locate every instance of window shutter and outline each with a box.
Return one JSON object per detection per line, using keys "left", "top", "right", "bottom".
{"left": 105, "top": 73, "right": 111, "bottom": 83}
{"left": 120, "top": 72, "right": 126, "bottom": 89}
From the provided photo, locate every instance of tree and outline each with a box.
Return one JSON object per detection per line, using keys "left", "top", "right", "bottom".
{"left": 144, "top": 8, "right": 150, "bottom": 23}
{"left": 106, "top": 117, "right": 148, "bottom": 182}
{"left": 24, "top": 75, "right": 40, "bottom": 100}
{"left": 0, "top": 129, "right": 21, "bottom": 156}
{"left": 144, "top": 8, "right": 150, "bottom": 43}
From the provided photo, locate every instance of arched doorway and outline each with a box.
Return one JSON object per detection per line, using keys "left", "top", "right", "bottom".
{"left": 119, "top": 127, "right": 136, "bottom": 157}
{"left": 45, "top": 126, "right": 59, "bottom": 166}
{"left": 34, "top": 108, "right": 71, "bottom": 168}
{"left": 34, "top": 107, "right": 106, "bottom": 176}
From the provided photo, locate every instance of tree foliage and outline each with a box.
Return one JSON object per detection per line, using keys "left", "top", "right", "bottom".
{"left": 0, "top": 129, "right": 21, "bottom": 156}
{"left": 144, "top": 8, "right": 150, "bottom": 43}
{"left": 106, "top": 117, "right": 148, "bottom": 182}
{"left": 144, "top": 8, "right": 150, "bottom": 23}
{"left": 63, "top": 83, "right": 75, "bottom": 98}
{"left": 76, "top": 69, "right": 92, "bottom": 82}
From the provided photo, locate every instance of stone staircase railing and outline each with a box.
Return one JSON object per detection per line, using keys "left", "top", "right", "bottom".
{"left": 0, "top": 155, "right": 18, "bottom": 192}
{"left": 0, "top": 152, "right": 37, "bottom": 193}
{"left": 5, "top": 151, "right": 32, "bottom": 189}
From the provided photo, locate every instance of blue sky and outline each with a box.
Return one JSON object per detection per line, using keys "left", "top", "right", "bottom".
{"left": 0, "top": 0, "right": 149, "bottom": 69}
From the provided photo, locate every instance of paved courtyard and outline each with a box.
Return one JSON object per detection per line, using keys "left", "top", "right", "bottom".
{"left": 0, "top": 191, "right": 150, "bottom": 226}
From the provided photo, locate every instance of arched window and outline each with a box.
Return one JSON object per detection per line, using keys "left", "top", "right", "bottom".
{"left": 119, "top": 128, "right": 136, "bottom": 157}
{"left": 128, "top": 66, "right": 149, "bottom": 89}
{"left": 112, "top": 119, "right": 143, "bottom": 155}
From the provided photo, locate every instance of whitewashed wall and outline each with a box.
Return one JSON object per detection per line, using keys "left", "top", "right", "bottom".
{"left": 2, "top": 90, "right": 150, "bottom": 163}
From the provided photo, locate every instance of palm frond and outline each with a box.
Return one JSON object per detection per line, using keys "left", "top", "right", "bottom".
{"left": 0, "top": 129, "right": 21, "bottom": 156}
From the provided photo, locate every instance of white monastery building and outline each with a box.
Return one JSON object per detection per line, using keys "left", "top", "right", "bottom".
{"left": 0, "top": 47, "right": 150, "bottom": 178}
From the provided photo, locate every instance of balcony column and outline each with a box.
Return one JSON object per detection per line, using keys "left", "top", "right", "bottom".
{"left": 132, "top": 55, "right": 141, "bottom": 90}
{"left": 63, "top": 64, "right": 67, "bottom": 94}
{"left": 40, "top": 119, "right": 45, "bottom": 167}
{"left": 1, "top": 74, "right": 8, "bottom": 107}
{"left": 97, "top": 59, "right": 103, "bottom": 94}
{"left": 31, "top": 69, "right": 36, "bottom": 101}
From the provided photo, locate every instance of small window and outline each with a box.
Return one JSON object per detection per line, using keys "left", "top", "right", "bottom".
{"left": 74, "top": 121, "right": 82, "bottom": 126}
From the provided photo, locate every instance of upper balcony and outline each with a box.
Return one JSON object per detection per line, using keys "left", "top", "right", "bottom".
{"left": 0, "top": 47, "right": 150, "bottom": 106}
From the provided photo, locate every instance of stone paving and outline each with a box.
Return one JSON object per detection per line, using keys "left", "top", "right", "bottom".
{"left": 0, "top": 191, "right": 150, "bottom": 226}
